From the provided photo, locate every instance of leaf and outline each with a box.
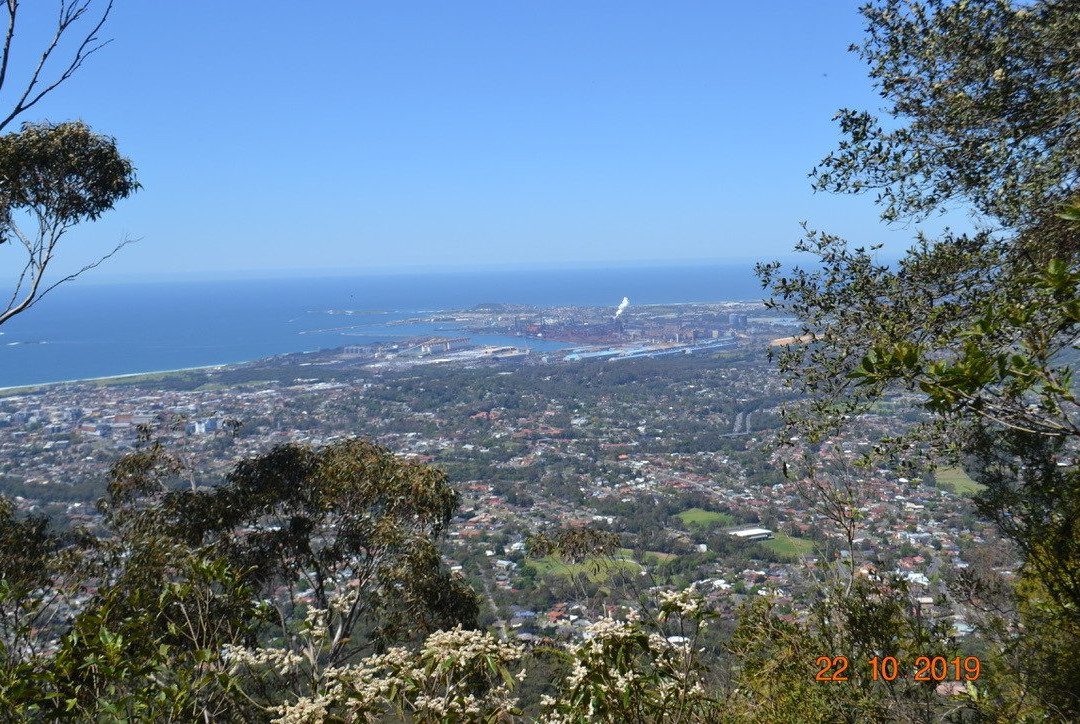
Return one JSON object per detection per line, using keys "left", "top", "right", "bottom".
{"left": 1057, "top": 202, "right": 1080, "bottom": 222}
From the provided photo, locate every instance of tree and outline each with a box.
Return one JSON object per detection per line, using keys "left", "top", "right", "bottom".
{"left": 811, "top": 0, "right": 1080, "bottom": 229}
{"left": 103, "top": 435, "right": 479, "bottom": 667}
{"left": 1, "top": 435, "right": 482, "bottom": 719}
{"left": 14, "top": 554, "right": 260, "bottom": 721}
{"left": 758, "top": 0, "right": 1080, "bottom": 717}
{"left": 0, "top": 496, "right": 87, "bottom": 671}
{"left": 1, "top": 120, "right": 138, "bottom": 325}
{"left": 0, "top": 1, "right": 138, "bottom": 327}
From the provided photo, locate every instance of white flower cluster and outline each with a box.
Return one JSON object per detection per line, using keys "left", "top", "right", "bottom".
{"left": 582, "top": 615, "right": 636, "bottom": 645}
{"left": 253, "top": 625, "right": 525, "bottom": 723}
{"left": 401, "top": 626, "right": 525, "bottom": 720}
{"left": 553, "top": 615, "right": 649, "bottom": 714}
{"left": 647, "top": 632, "right": 673, "bottom": 652}
{"left": 303, "top": 606, "right": 329, "bottom": 642}
{"left": 420, "top": 623, "right": 525, "bottom": 664}
{"left": 540, "top": 591, "right": 718, "bottom": 721}
{"left": 234, "top": 592, "right": 722, "bottom": 722}
{"left": 567, "top": 661, "right": 590, "bottom": 688}
{"left": 657, "top": 586, "right": 704, "bottom": 621}
{"left": 221, "top": 644, "right": 303, "bottom": 677}
{"left": 329, "top": 585, "right": 361, "bottom": 617}
{"left": 271, "top": 693, "right": 331, "bottom": 724}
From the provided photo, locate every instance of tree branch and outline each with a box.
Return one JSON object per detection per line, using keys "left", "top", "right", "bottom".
{"left": 0, "top": 0, "right": 113, "bottom": 134}
{"left": 3, "top": 255, "right": 32, "bottom": 314}
{"left": 0, "top": 233, "right": 137, "bottom": 325}
{"left": 0, "top": 1, "right": 18, "bottom": 97}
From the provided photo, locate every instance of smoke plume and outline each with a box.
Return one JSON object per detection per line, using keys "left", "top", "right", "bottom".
{"left": 614, "top": 297, "right": 629, "bottom": 319}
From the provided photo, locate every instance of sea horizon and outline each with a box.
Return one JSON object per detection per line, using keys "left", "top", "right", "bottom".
{"left": 1, "top": 262, "right": 767, "bottom": 388}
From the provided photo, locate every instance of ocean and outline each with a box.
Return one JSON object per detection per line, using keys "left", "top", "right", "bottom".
{"left": 0, "top": 263, "right": 765, "bottom": 388}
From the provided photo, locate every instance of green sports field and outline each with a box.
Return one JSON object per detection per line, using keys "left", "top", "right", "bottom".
{"left": 761, "top": 535, "right": 816, "bottom": 559}
{"left": 675, "top": 507, "right": 734, "bottom": 527}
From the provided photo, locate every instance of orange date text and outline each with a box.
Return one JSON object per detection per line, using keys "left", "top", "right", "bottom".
{"left": 815, "top": 656, "right": 981, "bottom": 682}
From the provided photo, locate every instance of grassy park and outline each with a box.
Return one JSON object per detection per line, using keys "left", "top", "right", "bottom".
{"left": 675, "top": 507, "right": 734, "bottom": 527}
{"left": 761, "top": 535, "right": 816, "bottom": 559}
{"left": 936, "top": 467, "right": 985, "bottom": 496}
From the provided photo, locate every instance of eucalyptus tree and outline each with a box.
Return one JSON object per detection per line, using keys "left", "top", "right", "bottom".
{"left": 102, "top": 436, "right": 479, "bottom": 665}
{"left": 0, "top": 120, "right": 138, "bottom": 325}
{"left": 0, "top": 1, "right": 139, "bottom": 327}
{"left": 2, "top": 434, "right": 480, "bottom": 719}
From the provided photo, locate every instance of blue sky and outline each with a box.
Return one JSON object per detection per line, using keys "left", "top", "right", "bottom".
{"left": 2, "top": 2, "right": 966, "bottom": 280}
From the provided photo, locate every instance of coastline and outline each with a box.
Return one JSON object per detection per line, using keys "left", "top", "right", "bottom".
{"left": 0, "top": 267, "right": 766, "bottom": 392}
{"left": 0, "top": 363, "right": 235, "bottom": 395}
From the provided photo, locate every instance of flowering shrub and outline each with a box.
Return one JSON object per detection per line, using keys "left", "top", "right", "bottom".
{"left": 540, "top": 587, "right": 720, "bottom": 723}
{"left": 224, "top": 585, "right": 721, "bottom": 722}
{"left": 227, "top": 599, "right": 525, "bottom": 722}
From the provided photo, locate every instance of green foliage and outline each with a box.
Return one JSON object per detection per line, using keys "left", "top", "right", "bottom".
{"left": 965, "top": 428, "right": 1080, "bottom": 634}
{"left": 527, "top": 528, "right": 621, "bottom": 564}
{"left": 844, "top": 257, "right": 1080, "bottom": 434}
{"left": 0, "top": 121, "right": 138, "bottom": 233}
{"left": 760, "top": 0, "right": 1080, "bottom": 718}
{"left": 0, "top": 549, "right": 257, "bottom": 721}
{"left": 103, "top": 436, "right": 478, "bottom": 662}
{"left": 967, "top": 575, "right": 1080, "bottom": 720}
{"left": 728, "top": 577, "right": 958, "bottom": 722}
{"left": 0, "top": 496, "right": 89, "bottom": 686}
{"left": 524, "top": 555, "right": 641, "bottom": 584}
{"left": 0, "top": 120, "right": 139, "bottom": 326}
{"left": 813, "top": 0, "right": 1080, "bottom": 227}
{"left": 0, "top": 434, "right": 483, "bottom": 719}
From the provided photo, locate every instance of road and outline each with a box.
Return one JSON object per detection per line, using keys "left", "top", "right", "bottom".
{"left": 476, "top": 565, "right": 509, "bottom": 641}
